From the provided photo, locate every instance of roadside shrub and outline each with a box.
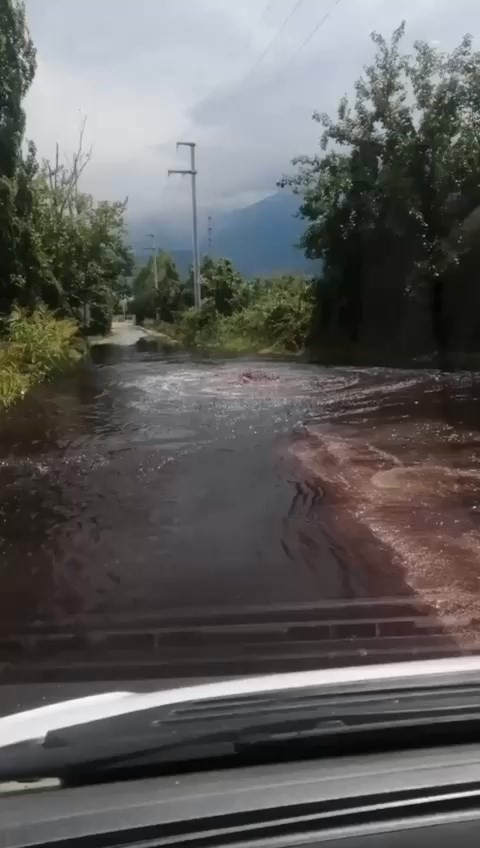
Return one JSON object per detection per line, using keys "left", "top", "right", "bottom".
{"left": 88, "top": 301, "right": 113, "bottom": 336}
{"left": 220, "top": 279, "right": 314, "bottom": 352}
{"left": 177, "top": 300, "right": 219, "bottom": 346}
{"left": 171, "top": 277, "right": 314, "bottom": 353}
{"left": 0, "top": 307, "right": 81, "bottom": 407}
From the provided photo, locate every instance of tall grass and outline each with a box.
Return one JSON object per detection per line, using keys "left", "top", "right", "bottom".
{"left": 0, "top": 308, "right": 82, "bottom": 408}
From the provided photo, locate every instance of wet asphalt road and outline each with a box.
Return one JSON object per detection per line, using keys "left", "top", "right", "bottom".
{"left": 1, "top": 330, "right": 479, "bottom": 702}
{"left": 0, "top": 340, "right": 381, "bottom": 630}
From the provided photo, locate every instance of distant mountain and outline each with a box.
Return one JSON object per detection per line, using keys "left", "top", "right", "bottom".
{"left": 128, "top": 191, "right": 319, "bottom": 279}
{"left": 128, "top": 217, "right": 189, "bottom": 258}
{"left": 206, "top": 192, "right": 317, "bottom": 278}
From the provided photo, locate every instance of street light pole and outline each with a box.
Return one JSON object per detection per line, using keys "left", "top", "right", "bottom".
{"left": 168, "top": 142, "right": 201, "bottom": 308}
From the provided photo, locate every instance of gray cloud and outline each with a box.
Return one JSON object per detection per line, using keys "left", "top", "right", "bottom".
{"left": 24, "top": 0, "right": 479, "bottom": 219}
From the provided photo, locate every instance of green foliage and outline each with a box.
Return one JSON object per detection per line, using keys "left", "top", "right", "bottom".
{"left": 200, "top": 256, "right": 249, "bottom": 316}
{"left": 0, "top": 307, "right": 81, "bottom": 407}
{"left": 0, "top": 0, "right": 37, "bottom": 312}
{"left": 33, "top": 159, "right": 134, "bottom": 334}
{"left": 175, "top": 273, "right": 313, "bottom": 353}
{"left": 0, "top": 0, "right": 35, "bottom": 176}
{"left": 131, "top": 252, "right": 183, "bottom": 324}
{"left": 281, "top": 24, "right": 480, "bottom": 356}
{"left": 177, "top": 300, "right": 219, "bottom": 346}
{"left": 220, "top": 277, "right": 313, "bottom": 352}
{"left": 0, "top": 7, "right": 133, "bottom": 337}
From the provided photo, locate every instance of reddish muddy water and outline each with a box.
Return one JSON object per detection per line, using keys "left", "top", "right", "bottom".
{"left": 1, "top": 340, "right": 480, "bottom": 704}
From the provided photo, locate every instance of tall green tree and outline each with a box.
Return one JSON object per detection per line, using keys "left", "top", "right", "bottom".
{"left": 0, "top": 8, "right": 132, "bottom": 332}
{"left": 0, "top": 0, "right": 35, "bottom": 179}
{"left": 282, "top": 24, "right": 480, "bottom": 356}
{"left": 0, "top": 0, "right": 36, "bottom": 313}
{"left": 200, "top": 256, "right": 248, "bottom": 316}
{"left": 26, "top": 122, "right": 134, "bottom": 333}
{"left": 36, "top": 182, "right": 133, "bottom": 332}
{"left": 132, "top": 251, "right": 183, "bottom": 323}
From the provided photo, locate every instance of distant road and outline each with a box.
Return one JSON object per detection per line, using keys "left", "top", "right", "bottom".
{"left": 92, "top": 319, "right": 146, "bottom": 346}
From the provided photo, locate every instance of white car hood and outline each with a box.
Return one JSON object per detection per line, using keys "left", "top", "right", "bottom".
{"left": 1, "top": 656, "right": 480, "bottom": 749}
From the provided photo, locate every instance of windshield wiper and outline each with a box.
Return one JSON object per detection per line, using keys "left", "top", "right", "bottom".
{"left": 3, "top": 681, "right": 480, "bottom": 784}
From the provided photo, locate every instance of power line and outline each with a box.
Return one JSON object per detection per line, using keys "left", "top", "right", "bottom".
{"left": 288, "top": 0, "right": 343, "bottom": 66}
{"left": 196, "top": 1, "right": 278, "bottom": 108}
{"left": 194, "top": 0, "right": 343, "bottom": 117}
{"left": 240, "top": 0, "right": 278, "bottom": 58}
{"left": 259, "top": 1, "right": 275, "bottom": 23}
{"left": 242, "top": 0, "right": 344, "bottom": 94}
{"left": 244, "top": 0, "right": 306, "bottom": 79}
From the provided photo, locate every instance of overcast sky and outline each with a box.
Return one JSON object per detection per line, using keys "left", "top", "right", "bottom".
{"left": 23, "top": 0, "right": 479, "bottom": 219}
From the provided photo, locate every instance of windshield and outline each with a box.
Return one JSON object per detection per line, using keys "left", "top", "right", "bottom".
{"left": 0, "top": 0, "right": 479, "bottom": 722}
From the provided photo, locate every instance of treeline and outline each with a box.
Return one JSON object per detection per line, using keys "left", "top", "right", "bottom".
{"left": 281, "top": 23, "right": 480, "bottom": 363}
{"left": 130, "top": 252, "right": 313, "bottom": 354}
{"left": 0, "top": 0, "right": 133, "bottom": 336}
{"left": 133, "top": 24, "right": 480, "bottom": 364}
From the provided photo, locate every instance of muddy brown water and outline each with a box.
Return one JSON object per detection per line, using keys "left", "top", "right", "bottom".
{"left": 1, "top": 340, "right": 480, "bottom": 707}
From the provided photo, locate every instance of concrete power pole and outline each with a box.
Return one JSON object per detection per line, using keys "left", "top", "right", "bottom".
{"left": 146, "top": 233, "right": 158, "bottom": 321}
{"left": 147, "top": 233, "right": 158, "bottom": 290}
{"left": 168, "top": 142, "right": 201, "bottom": 308}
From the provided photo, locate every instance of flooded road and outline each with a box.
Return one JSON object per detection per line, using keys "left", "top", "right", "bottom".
{"left": 1, "top": 338, "right": 480, "bottom": 691}
{"left": 0, "top": 351, "right": 365, "bottom": 620}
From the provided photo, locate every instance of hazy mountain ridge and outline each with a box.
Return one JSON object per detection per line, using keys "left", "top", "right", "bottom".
{"left": 128, "top": 192, "right": 319, "bottom": 278}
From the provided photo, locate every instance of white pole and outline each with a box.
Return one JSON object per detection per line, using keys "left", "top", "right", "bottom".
{"left": 168, "top": 142, "right": 201, "bottom": 308}
{"left": 147, "top": 233, "right": 159, "bottom": 321}
{"left": 148, "top": 233, "right": 158, "bottom": 291}
{"left": 190, "top": 144, "right": 201, "bottom": 308}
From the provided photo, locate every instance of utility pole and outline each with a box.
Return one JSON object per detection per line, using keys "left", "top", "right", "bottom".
{"left": 168, "top": 142, "right": 201, "bottom": 308}
{"left": 208, "top": 215, "right": 213, "bottom": 254}
{"left": 145, "top": 233, "right": 159, "bottom": 321}
{"left": 147, "top": 233, "right": 158, "bottom": 291}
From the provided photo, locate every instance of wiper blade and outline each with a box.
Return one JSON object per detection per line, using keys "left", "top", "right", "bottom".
{"left": 3, "top": 682, "right": 480, "bottom": 783}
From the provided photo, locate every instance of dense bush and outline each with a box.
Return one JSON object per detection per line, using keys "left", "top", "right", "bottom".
{"left": 177, "top": 300, "right": 219, "bottom": 346}
{"left": 200, "top": 257, "right": 250, "bottom": 316}
{"left": 228, "top": 277, "right": 313, "bottom": 351}
{"left": 0, "top": 307, "right": 81, "bottom": 407}
{"left": 174, "top": 275, "right": 314, "bottom": 353}
{"left": 131, "top": 253, "right": 185, "bottom": 325}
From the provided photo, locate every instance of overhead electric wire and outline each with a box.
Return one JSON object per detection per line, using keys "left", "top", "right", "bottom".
{"left": 242, "top": 0, "right": 344, "bottom": 92}
{"left": 287, "top": 0, "right": 343, "bottom": 66}
{"left": 242, "top": 0, "right": 278, "bottom": 57}
{"left": 193, "top": 0, "right": 344, "bottom": 121}
{"left": 196, "top": 0, "right": 279, "bottom": 107}
{"left": 259, "top": 1, "right": 275, "bottom": 25}
{"left": 244, "top": 0, "right": 306, "bottom": 80}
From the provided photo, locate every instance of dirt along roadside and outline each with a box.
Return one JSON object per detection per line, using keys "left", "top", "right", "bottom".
{"left": 292, "top": 373, "right": 480, "bottom": 648}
